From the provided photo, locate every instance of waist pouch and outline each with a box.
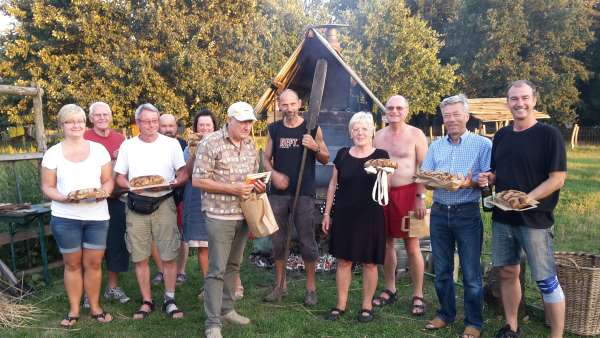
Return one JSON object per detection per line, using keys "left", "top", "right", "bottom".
{"left": 127, "top": 191, "right": 173, "bottom": 214}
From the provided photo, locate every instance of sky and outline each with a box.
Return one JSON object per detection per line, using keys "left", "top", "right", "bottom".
{"left": 0, "top": 13, "right": 15, "bottom": 32}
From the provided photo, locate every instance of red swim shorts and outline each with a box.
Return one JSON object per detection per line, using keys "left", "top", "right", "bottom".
{"left": 383, "top": 183, "right": 417, "bottom": 239}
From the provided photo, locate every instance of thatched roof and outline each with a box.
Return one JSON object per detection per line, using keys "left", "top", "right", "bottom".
{"left": 468, "top": 98, "right": 550, "bottom": 122}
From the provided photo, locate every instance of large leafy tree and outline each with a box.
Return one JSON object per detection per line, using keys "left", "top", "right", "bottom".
{"left": 445, "top": 0, "right": 594, "bottom": 126}
{"left": 0, "top": 0, "right": 313, "bottom": 128}
{"left": 330, "top": 0, "right": 457, "bottom": 115}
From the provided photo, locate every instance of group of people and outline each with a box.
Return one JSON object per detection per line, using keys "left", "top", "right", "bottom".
{"left": 40, "top": 79, "right": 566, "bottom": 338}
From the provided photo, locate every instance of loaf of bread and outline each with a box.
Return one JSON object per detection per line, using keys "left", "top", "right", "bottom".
{"left": 129, "top": 175, "right": 166, "bottom": 188}
{"left": 67, "top": 188, "right": 109, "bottom": 200}
{"left": 494, "top": 190, "right": 537, "bottom": 210}
{"left": 364, "top": 159, "right": 398, "bottom": 169}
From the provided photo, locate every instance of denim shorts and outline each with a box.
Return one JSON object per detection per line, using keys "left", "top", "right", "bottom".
{"left": 50, "top": 216, "right": 109, "bottom": 254}
{"left": 491, "top": 221, "right": 557, "bottom": 281}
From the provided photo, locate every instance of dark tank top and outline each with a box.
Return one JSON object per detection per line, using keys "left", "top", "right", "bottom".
{"left": 268, "top": 119, "right": 317, "bottom": 196}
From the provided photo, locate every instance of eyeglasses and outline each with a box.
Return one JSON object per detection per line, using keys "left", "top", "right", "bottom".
{"left": 137, "top": 119, "right": 159, "bottom": 125}
{"left": 63, "top": 120, "right": 86, "bottom": 125}
{"left": 386, "top": 106, "right": 406, "bottom": 111}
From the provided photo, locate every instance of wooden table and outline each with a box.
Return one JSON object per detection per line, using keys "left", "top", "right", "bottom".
{"left": 0, "top": 204, "right": 52, "bottom": 285}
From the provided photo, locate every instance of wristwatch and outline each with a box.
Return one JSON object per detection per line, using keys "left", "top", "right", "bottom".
{"left": 416, "top": 193, "right": 426, "bottom": 200}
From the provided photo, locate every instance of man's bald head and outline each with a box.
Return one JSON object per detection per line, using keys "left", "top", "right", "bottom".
{"left": 386, "top": 95, "right": 409, "bottom": 108}
{"left": 278, "top": 89, "right": 302, "bottom": 119}
{"left": 278, "top": 89, "right": 300, "bottom": 102}
{"left": 159, "top": 113, "right": 178, "bottom": 138}
{"left": 384, "top": 95, "right": 410, "bottom": 124}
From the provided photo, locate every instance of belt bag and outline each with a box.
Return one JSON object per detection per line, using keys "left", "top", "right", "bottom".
{"left": 127, "top": 192, "right": 173, "bottom": 214}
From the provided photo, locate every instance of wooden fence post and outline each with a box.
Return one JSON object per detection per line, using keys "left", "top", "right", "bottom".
{"left": 570, "top": 124, "right": 579, "bottom": 150}
{"left": 32, "top": 85, "right": 47, "bottom": 152}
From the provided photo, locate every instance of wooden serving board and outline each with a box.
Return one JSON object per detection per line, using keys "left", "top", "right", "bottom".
{"left": 484, "top": 196, "right": 538, "bottom": 212}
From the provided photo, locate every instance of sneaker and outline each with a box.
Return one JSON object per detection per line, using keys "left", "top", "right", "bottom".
{"left": 222, "top": 310, "right": 250, "bottom": 325}
{"left": 176, "top": 273, "right": 187, "bottom": 284}
{"left": 304, "top": 290, "right": 317, "bottom": 306}
{"left": 152, "top": 272, "right": 164, "bottom": 286}
{"left": 104, "top": 287, "right": 131, "bottom": 304}
{"left": 205, "top": 327, "right": 223, "bottom": 338}
{"left": 494, "top": 324, "right": 521, "bottom": 338}
{"left": 263, "top": 286, "right": 285, "bottom": 303}
{"left": 82, "top": 295, "right": 90, "bottom": 309}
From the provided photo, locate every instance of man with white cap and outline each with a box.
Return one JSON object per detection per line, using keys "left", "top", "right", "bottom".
{"left": 193, "top": 102, "right": 266, "bottom": 338}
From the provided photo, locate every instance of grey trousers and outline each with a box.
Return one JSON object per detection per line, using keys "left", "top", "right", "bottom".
{"left": 204, "top": 216, "right": 249, "bottom": 329}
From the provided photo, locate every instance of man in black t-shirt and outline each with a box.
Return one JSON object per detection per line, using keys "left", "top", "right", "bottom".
{"left": 262, "top": 89, "right": 330, "bottom": 306}
{"left": 479, "top": 80, "right": 567, "bottom": 338}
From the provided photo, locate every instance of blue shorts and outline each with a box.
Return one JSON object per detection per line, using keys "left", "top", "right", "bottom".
{"left": 491, "top": 221, "right": 557, "bottom": 281}
{"left": 50, "top": 216, "right": 109, "bottom": 254}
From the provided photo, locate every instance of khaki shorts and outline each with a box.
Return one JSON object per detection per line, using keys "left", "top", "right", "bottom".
{"left": 125, "top": 197, "right": 181, "bottom": 263}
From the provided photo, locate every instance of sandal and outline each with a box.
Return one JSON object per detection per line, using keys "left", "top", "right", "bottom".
{"left": 463, "top": 325, "right": 482, "bottom": 338}
{"left": 133, "top": 300, "right": 154, "bottom": 320}
{"left": 357, "top": 308, "right": 374, "bottom": 323}
{"left": 163, "top": 298, "right": 184, "bottom": 319}
{"left": 424, "top": 316, "right": 448, "bottom": 330}
{"left": 326, "top": 307, "right": 346, "bottom": 321}
{"left": 372, "top": 289, "right": 397, "bottom": 307}
{"left": 60, "top": 314, "right": 79, "bottom": 328}
{"left": 411, "top": 296, "right": 426, "bottom": 316}
{"left": 91, "top": 311, "right": 113, "bottom": 323}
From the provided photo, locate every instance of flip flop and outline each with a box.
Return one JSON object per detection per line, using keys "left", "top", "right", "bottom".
{"left": 372, "top": 289, "right": 397, "bottom": 307}
{"left": 91, "top": 311, "right": 113, "bottom": 323}
{"left": 60, "top": 314, "right": 79, "bottom": 328}
{"left": 326, "top": 307, "right": 346, "bottom": 321}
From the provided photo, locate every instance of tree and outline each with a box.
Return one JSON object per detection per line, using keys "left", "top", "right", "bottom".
{"left": 445, "top": 0, "right": 594, "bottom": 126}
{"left": 330, "top": 0, "right": 457, "bottom": 115}
{"left": 0, "top": 0, "right": 314, "bottom": 129}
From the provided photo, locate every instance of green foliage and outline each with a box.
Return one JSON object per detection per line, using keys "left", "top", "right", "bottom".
{"left": 445, "top": 0, "right": 594, "bottom": 126}
{"left": 0, "top": 0, "right": 315, "bottom": 129}
{"left": 331, "top": 0, "right": 457, "bottom": 115}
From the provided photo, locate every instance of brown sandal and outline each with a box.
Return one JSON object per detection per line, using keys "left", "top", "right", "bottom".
{"left": 463, "top": 326, "right": 481, "bottom": 338}
{"left": 424, "top": 316, "right": 447, "bottom": 330}
{"left": 411, "top": 296, "right": 426, "bottom": 316}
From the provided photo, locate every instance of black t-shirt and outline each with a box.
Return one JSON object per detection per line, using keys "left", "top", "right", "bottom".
{"left": 491, "top": 123, "right": 566, "bottom": 228}
{"left": 268, "top": 120, "right": 317, "bottom": 196}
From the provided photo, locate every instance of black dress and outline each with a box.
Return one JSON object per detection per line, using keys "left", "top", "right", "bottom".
{"left": 329, "top": 147, "right": 388, "bottom": 264}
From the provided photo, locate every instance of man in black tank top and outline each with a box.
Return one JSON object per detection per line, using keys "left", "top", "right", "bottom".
{"left": 262, "top": 89, "right": 330, "bottom": 305}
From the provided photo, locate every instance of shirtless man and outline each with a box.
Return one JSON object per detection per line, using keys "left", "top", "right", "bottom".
{"left": 373, "top": 95, "right": 428, "bottom": 315}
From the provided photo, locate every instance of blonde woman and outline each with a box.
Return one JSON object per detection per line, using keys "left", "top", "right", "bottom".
{"left": 322, "top": 112, "right": 389, "bottom": 323}
{"left": 41, "top": 104, "right": 114, "bottom": 327}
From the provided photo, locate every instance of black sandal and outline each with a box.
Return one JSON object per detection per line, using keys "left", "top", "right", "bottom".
{"left": 357, "top": 308, "right": 374, "bottom": 323}
{"left": 326, "top": 307, "right": 346, "bottom": 321}
{"left": 133, "top": 300, "right": 154, "bottom": 320}
{"left": 372, "top": 289, "right": 397, "bottom": 307}
{"left": 91, "top": 311, "right": 113, "bottom": 323}
{"left": 163, "top": 298, "right": 184, "bottom": 319}
{"left": 60, "top": 314, "right": 79, "bottom": 328}
{"left": 411, "top": 296, "right": 426, "bottom": 316}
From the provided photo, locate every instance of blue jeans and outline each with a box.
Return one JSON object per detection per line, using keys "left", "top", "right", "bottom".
{"left": 50, "top": 216, "right": 109, "bottom": 253}
{"left": 491, "top": 221, "right": 557, "bottom": 281}
{"left": 430, "top": 202, "right": 483, "bottom": 329}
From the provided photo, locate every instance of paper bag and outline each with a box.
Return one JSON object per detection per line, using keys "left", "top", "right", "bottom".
{"left": 240, "top": 192, "right": 279, "bottom": 238}
{"left": 401, "top": 209, "right": 431, "bottom": 238}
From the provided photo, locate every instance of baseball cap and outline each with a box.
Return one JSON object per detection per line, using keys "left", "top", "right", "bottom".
{"left": 227, "top": 102, "right": 257, "bottom": 121}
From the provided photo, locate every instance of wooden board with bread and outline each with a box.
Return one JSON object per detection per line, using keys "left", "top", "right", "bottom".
{"left": 67, "top": 188, "right": 109, "bottom": 202}
{"left": 414, "top": 170, "right": 465, "bottom": 192}
{"left": 486, "top": 189, "right": 539, "bottom": 211}
{"left": 129, "top": 175, "right": 171, "bottom": 192}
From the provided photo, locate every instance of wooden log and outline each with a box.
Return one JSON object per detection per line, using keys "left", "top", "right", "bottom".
{"left": 32, "top": 85, "right": 47, "bottom": 152}
{"left": 0, "top": 85, "right": 40, "bottom": 97}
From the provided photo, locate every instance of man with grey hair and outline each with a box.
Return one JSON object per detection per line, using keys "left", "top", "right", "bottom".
{"left": 421, "top": 94, "right": 491, "bottom": 338}
{"left": 193, "top": 101, "right": 266, "bottom": 338}
{"left": 84, "top": 102, "right": 130, "bottom": 305}
{"left": 114, "top": 103, "right": 188, "bottom": 320}
{"left": 373, "top": 95, "right": 428, "bottom": 315}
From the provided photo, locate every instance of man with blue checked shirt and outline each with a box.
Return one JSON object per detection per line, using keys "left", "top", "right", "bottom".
{"left": 421, "top": 94, "right": 491, "bottom": 338}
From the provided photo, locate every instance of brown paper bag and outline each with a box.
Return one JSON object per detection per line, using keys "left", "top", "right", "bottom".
{"left": 240, "top": 192, "right": 279, "bottom": 238}
{"left": 401, "top": 209, "right": 431, "bottom": 238}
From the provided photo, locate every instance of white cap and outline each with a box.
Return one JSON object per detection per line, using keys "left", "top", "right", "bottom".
{"left": 227, "top": 102, "right": 257, "bottom": 121}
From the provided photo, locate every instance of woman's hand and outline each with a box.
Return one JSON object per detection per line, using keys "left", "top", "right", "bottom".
{"left": 321, "top": 215, "right": 331, "bottom": 235}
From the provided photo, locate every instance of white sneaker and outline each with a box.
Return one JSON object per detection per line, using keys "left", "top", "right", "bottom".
{"left": 222, "top": 310, "right": 250, "bottom": 325}
{"left": 205, "top": 327, "right": 222, "bottom": 338}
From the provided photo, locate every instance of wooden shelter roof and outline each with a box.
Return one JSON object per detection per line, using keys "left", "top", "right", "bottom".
{"left": 468, "top": 98, "right": 550, "bottom": 122}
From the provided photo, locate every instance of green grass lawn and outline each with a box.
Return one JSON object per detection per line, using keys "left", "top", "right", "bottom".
{"left": 2, "top": 146, "right": 600, "bottom": 337}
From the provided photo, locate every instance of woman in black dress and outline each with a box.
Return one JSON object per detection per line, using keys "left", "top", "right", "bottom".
{"left": 322, "top": 112, "right": 389, "bottom": 323}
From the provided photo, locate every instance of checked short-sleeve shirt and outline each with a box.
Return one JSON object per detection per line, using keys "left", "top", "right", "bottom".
{"left": 421, "top": 131, "right": 492, "bottom": 205}
{"left": 192, "top": 126, "right": 259, "bottom": 220}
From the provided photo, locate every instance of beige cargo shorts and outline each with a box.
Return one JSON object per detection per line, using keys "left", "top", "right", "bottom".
{"left": 125, "top": 197, "right": 180, "bottom": 263}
